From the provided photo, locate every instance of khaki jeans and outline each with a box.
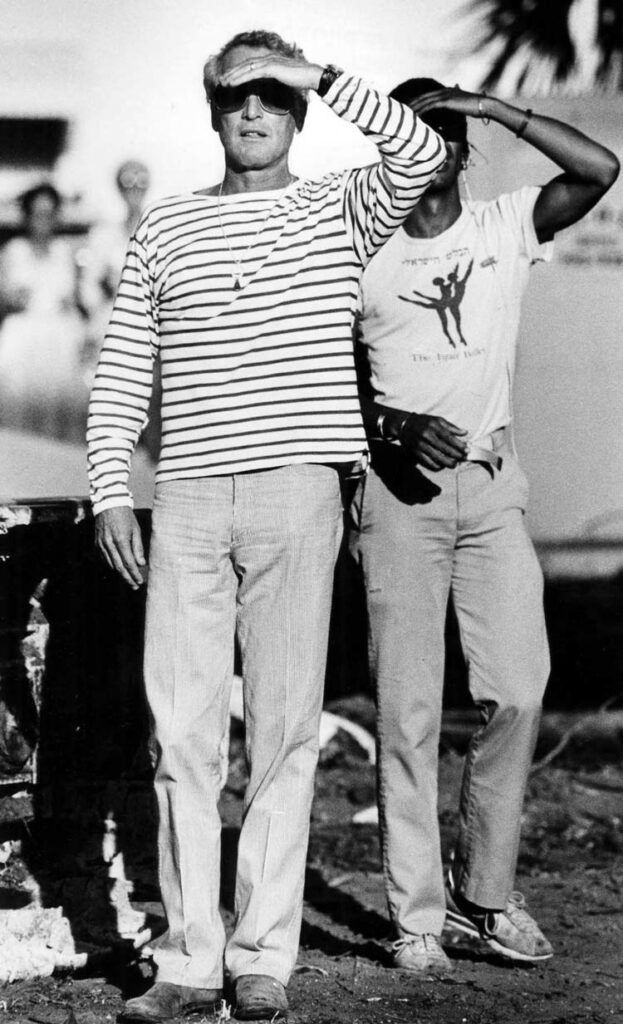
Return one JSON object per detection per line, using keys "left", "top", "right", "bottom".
{"left": 350, "top": 446, "right": 549, "bottom": 936}
{"left": 145, "top": 465, "right": 343, "bottom": 986}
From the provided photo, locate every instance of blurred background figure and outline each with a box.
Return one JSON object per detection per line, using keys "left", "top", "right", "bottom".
{"left": 83, "top": 159, "right": 151, "bottom": 310}
{"left": 111, "top": 158, "right": 151, "bottom": 248}
{"left": 78, "top": 159, "right": 151, "bottom": 359}
{"left": 0, "top": 182, "right": 88, "bottom": 442}
{"left": 78, "top": 158, "right": 160, "bottom": 461}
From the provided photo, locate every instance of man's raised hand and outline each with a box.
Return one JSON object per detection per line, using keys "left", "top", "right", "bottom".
{"left": 218, "top": 53, "right": 324, "bottom": 93}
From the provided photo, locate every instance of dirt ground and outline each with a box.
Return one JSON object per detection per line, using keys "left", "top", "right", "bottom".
{"left": 0, "top": 708, "right": 622, "bottom": 1024}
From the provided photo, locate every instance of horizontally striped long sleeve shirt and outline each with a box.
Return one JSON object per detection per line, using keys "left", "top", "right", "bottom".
{"left": 87, "top": 73, "right": 445, "bottom": 513}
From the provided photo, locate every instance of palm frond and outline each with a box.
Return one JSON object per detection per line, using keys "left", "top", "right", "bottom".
{"left": 464, "top": 0, "right": 580, "bottom": 91}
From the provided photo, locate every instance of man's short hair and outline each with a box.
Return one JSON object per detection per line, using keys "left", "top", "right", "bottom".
{"left": 203, "top": 30, "right": 308, "bottom": 130}
{"left": 390, "top": 77, "right": 468, "bottom": 149}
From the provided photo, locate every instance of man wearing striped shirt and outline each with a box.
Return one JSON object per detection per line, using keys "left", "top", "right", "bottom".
{"left": 87, "top": 30, "right": 444, "bottom": 1022}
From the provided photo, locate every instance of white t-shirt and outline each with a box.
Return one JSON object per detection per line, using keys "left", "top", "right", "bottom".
{"left": 358, "top": 186, "right": 553, "bottom": 445}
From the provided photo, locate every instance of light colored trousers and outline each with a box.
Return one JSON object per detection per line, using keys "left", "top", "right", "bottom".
{"left": 144, "top": 465, "right": 343, "bottom": 987}
{"left": 349, "top": 444, "right": 550, "bottom": 937}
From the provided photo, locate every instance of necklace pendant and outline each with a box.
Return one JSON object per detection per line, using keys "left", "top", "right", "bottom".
{"left": 233, "top": 276, "right": 242, "bottom": 291}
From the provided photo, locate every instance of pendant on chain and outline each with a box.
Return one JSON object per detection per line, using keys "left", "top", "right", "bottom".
{"left": 217, "top": 177, "right": 293, "bottom": 293}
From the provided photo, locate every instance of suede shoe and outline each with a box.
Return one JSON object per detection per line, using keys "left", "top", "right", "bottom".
{"left": 392, "top": 934, "right": 454, "bottom": 975}
{"left": 118, "top": 982, "right": 222, "bottom": 1022}
{"left": 445, "top": 874, "right": 553, "bottom": 963}
{"left": 234, "top": 974, "right": 288, "bottom": 1021}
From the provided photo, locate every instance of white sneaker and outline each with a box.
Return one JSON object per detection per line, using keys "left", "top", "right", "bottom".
{"left": 392, "top": 933, "right": 454, "bottom": 974}
{"left": 445, "top": 874, "right": 553, "bottom": 963}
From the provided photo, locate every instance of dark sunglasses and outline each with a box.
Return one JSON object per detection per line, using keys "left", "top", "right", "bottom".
{"left": 212, "top": 78, "right": 297, "bottom": 116}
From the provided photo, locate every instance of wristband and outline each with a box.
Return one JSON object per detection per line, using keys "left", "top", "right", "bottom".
{"left": 317, "top": 64, "right": 343, "bottom": 97}
{"left": 515, "top": 108, "right": 533, "bottom": 139}
{"left": 396, "top": 412, "right": 412, "bottom": 443}
{"left": 376, "top": 409, "right": 411, "bottom": 442}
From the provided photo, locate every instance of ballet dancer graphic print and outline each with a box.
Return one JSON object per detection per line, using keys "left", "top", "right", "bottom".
{"left": 398, "top": 258, "right": 473, "bottom": 348}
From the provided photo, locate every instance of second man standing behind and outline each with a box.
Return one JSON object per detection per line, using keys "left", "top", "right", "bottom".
{"left": 351, "top": 76, "right": 618, "bottom": 975}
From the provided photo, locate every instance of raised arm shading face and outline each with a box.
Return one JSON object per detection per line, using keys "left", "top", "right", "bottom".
{"left": 471, "top": 90, "right": 620, "bottom": 240}
{"left": 412, "top": 85, "right": 620, "bottom": 241}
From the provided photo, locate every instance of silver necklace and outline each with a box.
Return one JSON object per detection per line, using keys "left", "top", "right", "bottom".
{"left": 216, "top": 178, "right": 293, "bottom": 291}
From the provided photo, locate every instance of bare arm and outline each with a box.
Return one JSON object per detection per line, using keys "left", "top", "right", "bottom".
{"left": 413, "top": 87, "right": 620, "bottom": 242}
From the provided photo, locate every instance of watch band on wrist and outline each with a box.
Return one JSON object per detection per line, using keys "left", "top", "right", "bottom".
{"left": 317, "top": 64, "right": 343, "bottom": 97}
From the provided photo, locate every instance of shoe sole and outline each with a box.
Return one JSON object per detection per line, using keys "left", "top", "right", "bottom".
{"left": 445, "top": 909, "right": 554, "bottom": 963}
{"left": 118, "top": 1001, "right": 222, "bottom": 1023}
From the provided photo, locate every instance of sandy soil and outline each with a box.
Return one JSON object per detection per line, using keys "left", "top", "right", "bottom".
{"left": 0, "top": 716, "right": 622, "bottom": 1024}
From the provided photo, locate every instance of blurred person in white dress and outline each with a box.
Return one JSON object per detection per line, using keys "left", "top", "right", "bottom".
{"left": 0, "top": 182, "right": 88, "bottom": 441}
